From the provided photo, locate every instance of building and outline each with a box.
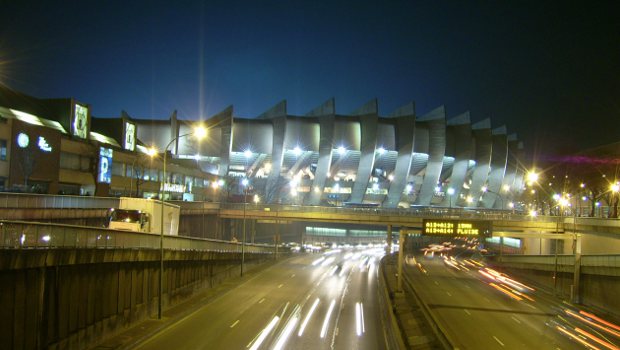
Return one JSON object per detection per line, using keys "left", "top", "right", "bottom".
{"left": 0, "top": 86, "right": 525, "bottom": 207}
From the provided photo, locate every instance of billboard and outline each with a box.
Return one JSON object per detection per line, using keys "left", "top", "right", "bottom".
{"left": 73, "top": 103, "right": 89, "bottom": 139}
{"left": 9, "top": 120, "right": 61, "bottom": 190}
{"left": 98, "top": 147, "right": 113, "bottom": 183}
{"left": 124, "top": 122, "right": 136, "bottom": 151}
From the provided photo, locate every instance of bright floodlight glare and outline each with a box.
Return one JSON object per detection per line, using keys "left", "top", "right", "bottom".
{"left": 526, "top": 171, "right": 539, "bottom": 184}
{"left": 481, "top": 186, "right": 488, "bottom": 192}
{"left": 193, "top": 125, "right": 207, "bottom": 139}
{"left": 337, "top": 146, "right": 346, "bottom": 155}
{"left": 502, "top": 184, "right": 510, "bottom": 192}
{"left": 508, "top": 202, "right": 514, "bottom": 208}
{"left": 447, "top": 187, "right": 455, "bottom": 195}
{"left": 147, "top": 147, "right": 157, "bottom": 157}
{"left": 405, "top": 184, "right": 413, "bottom": 193}
{"left": 372, "top": 183, "right": 379, "bottom": 191}
{"left": 377, "top": 147, "right": 386, "bottom": 155}
{"left": 611, "top": 183, "right": 620, "bottom": 192}
{"left": 293, "top": 146, "right": 302, "bottom": 156}
{"left": 242, "top": 178, "right": 249, "bottom": 186}
{"left": 244, "top": 149, "right": 253, "bottom": 159}
{"left": 553, "top": 193, "right": 561, "bottom": 201}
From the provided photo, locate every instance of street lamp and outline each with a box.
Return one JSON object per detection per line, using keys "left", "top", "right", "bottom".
{"left": 129, "top": 146, "right": 157, "bottom": 197}
{"left": 447, "top": 187, "right": 455, "bottom": 208}
{"left": 158, "top": 125, "right": 206, "bottom": 319}
{"left": 241, "top": 177, "right": 249, "bottom": 276}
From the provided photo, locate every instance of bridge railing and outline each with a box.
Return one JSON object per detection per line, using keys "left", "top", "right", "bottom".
{"left": 0, "top": 220, "right": 273, "bottom": 254}
{"left": 0, "top": 192, "right": 566, "bottom": 224}
{"left": 218, "top": 202, "right": 551, "bottom": 222}
{"left": 0, "top": 192, "right": 119, "bottom": 209}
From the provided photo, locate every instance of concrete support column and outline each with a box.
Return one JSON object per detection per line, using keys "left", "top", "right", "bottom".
{"left": 397, "top": 228, "right": 405, "bottom": 293}
{"left": 572, "top": 235, "right": 582, "bottom": 303}
{"left": 386, "top": 224, "right": 393, "bottom": 254}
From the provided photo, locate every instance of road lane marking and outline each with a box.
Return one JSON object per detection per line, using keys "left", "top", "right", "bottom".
{"left": 446, "top": 292, "right": 452, "bottom": 297}
{"left": 493, "top": 336, "right": 505, "bottom": 347}
{"left": 434, "top": 281, "right": 440, "bottom": 285}
{"left": 464, "top": 309, "right": 471, "bottom": 316}
{"left": 484, "top": 297, "right": 490, "bottom": 303}
{"left": 278, "top": 284, "right": 284, "bottom": 288}
{"left": 258, "top": 298, "right": 265, "bottom": 304}
{"left": 511, "top": 316, "right": 521, "bottom": 324}
{"left": 230, "top": 320, "right": 240, "bottom": 328}
{"left": 291, "top": 274, "right": 296, "bottom": 278}
{"left": 525, "top": 303, "right": 537, "bottom": 310}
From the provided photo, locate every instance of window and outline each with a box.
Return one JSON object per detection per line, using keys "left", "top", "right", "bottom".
{"left": 60, "top": 152, "right": 80, "bottom": 170}
{"left": 0, "top": 139, "right": 6, "bottom": 161}
{"left": 111, "top": 161, "right": 125, "bottom": 177}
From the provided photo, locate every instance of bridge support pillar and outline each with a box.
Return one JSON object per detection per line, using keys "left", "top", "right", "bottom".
{"left": 397, "top": 228, "right": 405, "bottom": 293}
{"left": 387, "top": 224, "right": 393, "bottom": 254}
{"left": 572, "top": 235, "right": 582, "bottom": 303}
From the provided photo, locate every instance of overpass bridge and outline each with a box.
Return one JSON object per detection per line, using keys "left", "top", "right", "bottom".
{"left": 1, "top": 193, "right": 620, "bottom": 349}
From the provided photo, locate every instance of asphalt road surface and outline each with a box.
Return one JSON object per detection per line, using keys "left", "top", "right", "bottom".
{"left": 406, "top": 248, "right": 620, "bottom": 349}
{"left": 136, "top": 246, "right": 388, "bottom": 350}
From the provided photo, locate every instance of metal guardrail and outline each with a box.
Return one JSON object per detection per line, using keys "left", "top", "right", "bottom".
{"left": 0, "top": 220, "right": 273, "bottom": 254}
{"left": 497, "top": 254, "right": 620, "bottom": 268}
{"left": 219, "top": 202, "right": 549, "bottom": 222}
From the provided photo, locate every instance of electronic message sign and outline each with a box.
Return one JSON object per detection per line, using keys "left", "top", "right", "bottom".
{"left": 422, "top": 219, "right": 492, "bottom": 236}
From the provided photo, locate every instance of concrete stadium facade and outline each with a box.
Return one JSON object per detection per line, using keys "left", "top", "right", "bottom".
{"left": 0, "top": 85, "right": 524, "bottom": 207}
{"left": 165, "top": 98, "right": 525, "bottom": 208}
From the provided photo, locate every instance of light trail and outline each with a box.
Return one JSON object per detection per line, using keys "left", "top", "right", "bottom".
{"left": 320, "top": 299, "right": 336, "bottom": 338}
{"left": 580, "top": 310, "right": 620, "bottom": 332}
{"left": 355, "top": 302, "right": 365, "bottom": 336}
{"left": 248, "top": 316, "right": 279, "bottom": 350}
{"left": 273, "top": 315, "right": 299, "bottom": 350}
{"left": 298, "top": 298, "right": 320, "bottom": 337}
{"left": 556, "top": 326, "right": 600, "bottom": 350}
{"left": 566, "top": 309, "right": 620, "bottom": 338}
{"left": 575, "top": 327, "right": 619, "bottom": 350}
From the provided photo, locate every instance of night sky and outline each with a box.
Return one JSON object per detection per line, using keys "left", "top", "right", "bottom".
{"left": 1, "top": 1, "right": 618, "bottom": 160}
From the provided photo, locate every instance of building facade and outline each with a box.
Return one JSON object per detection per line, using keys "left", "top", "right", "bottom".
{"left": 0, "top": 87, "right": 525, "bottom": 207}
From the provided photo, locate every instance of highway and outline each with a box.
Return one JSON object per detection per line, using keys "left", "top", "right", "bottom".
{"left": 136, "top": 246, "right": 387, "bottom": 350}
{"left": 405, "top": 243, "right": 620, "bottom": 349}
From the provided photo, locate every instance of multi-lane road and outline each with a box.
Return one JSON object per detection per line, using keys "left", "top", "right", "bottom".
{"left": 136, "top": 247, "right": 387, "bottom": 350}
{"left": 405, "top": 246, "right": 620, "bottom": 349}
{"left": 136, "top": 242, "right": 620, "bottom": 350}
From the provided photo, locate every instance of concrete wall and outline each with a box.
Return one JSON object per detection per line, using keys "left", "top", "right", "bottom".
{"left": 0, "top": 248, "right": 273, "bottom": 350}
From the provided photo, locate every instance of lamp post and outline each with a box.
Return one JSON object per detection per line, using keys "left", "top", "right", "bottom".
{"left": 158, "top": 126, "right": 206, "bottom": 319}
{"left": 129, "top": 147, "right": 157, "bottom": 197}
{"left": 241, "top": 177, "right": 249, "bottom": 276}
